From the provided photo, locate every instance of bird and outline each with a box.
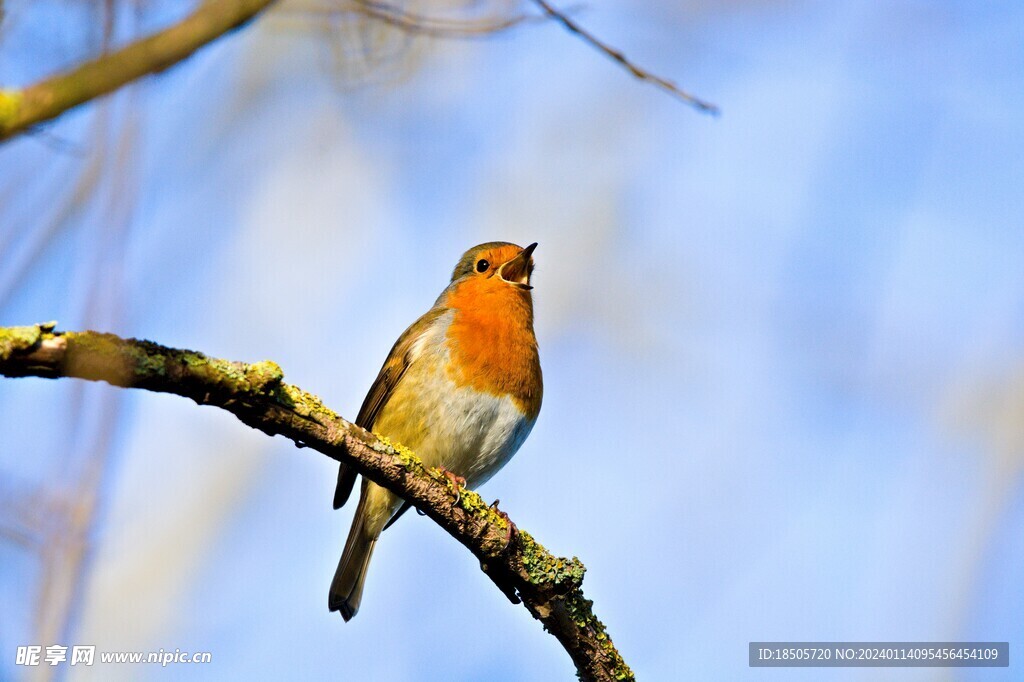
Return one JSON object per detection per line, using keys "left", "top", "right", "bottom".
{"left": 329, "top": 241, "right": 542, "bottom": 621}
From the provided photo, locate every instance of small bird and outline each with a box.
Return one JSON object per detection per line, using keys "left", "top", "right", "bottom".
{"left": 329, "top": 241, "right": 542, "bottom": 621}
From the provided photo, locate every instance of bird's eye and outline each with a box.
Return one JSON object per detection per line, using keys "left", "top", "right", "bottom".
{"left": 475, "top": 259, "right": 489, "bottom": 273}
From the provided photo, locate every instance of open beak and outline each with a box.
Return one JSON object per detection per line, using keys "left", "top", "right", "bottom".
{"left": 498, "top": 242, "right": 537, "bottom": 289}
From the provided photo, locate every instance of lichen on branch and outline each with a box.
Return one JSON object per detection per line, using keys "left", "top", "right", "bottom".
{"left": 0, "top": 323, "right": 633, "bottom": 682}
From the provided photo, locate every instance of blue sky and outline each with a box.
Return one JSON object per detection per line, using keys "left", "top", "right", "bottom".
{"left": 1, "top": 1, "right": 1023, "bottom": 680}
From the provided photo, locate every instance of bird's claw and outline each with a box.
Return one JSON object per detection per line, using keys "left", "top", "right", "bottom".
{"left": 438, "top": 466, "right": 467, "bottom": 504}
{"left": 489, "top": 499, "right": 518, "bottom": 553}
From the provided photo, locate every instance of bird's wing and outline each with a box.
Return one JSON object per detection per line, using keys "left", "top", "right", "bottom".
{"left": 333, "top": 306, "right": 447, "bottom": 510}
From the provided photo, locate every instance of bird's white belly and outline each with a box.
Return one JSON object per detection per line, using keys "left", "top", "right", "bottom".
{"left": 430, "top": 384, "right": 535, "bottom": 486}
{"left": 373, "top": 358, "right": 536, "bottom": 489}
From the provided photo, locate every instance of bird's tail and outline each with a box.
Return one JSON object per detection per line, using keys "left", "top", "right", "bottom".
{"left": 329, "top": 493, "right": 378, "bottom": 621}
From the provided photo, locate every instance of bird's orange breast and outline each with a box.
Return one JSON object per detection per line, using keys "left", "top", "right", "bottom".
{"left": 443, "top": 276, "right": 542, "bottom": 420}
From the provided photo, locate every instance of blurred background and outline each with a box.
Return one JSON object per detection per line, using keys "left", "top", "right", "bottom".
{"left": 1, "top": 0, "right": 1022, "bottom": 680}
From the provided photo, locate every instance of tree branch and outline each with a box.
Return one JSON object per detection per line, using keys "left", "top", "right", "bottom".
{"left": 0, "top": 0, "right": 278, "bottom": 142}
{"left": 0, "top": 323, "right": 634, "bottom": 682}
{"left": 0, "top": 0, "right": 717, "bottom": 143}
{"left": 530, "top": 0, "right": 718, "bottom": 114}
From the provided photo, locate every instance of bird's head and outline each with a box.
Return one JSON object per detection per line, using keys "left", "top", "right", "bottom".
{"left": 451, "top": 242, "right": 537, "bottom": 291}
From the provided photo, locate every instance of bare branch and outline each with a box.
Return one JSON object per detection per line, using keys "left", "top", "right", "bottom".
{"left": 292, "top": 0, "right": 537, "bottom": 39}
{"left": 530, "top": 0, "right": 719, "bottom": 114}
{"left": 0, "top": 0, "right": 715, "bottom": 143}
{"left": 0, "top": 324, "right": 634, "bottom": 682}
{"left": 0, "top": 0, "right": 278, "bottom": 142}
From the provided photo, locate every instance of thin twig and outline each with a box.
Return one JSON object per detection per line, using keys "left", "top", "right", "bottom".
{"left": 531, "top": 0, "right": 718, "bottom": 114}
{"left": 288, "top": 0, "right": 536, "bottom": 39}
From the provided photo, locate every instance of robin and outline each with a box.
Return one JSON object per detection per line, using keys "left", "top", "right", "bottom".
{"left": 329, "top": 241, "right": 542, "bottom": 621}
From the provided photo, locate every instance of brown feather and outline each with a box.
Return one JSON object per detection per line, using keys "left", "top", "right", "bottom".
{"left": 333, "top": 307, "right": 448, "bottom": 510}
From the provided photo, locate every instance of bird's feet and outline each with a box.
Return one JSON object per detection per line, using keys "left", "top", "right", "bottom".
{"left": 489, "top": 499, "right": 518, "bottom": 553}
{"left": 437, "top": 466, "right": 467, "bottom": 504}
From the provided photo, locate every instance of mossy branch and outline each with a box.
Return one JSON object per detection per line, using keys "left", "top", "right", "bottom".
{"left": 0, "top": 323, "right": 634, "bottom": 682}
{"left": 0, "top": 0, "right": 277, "bottom": 142}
